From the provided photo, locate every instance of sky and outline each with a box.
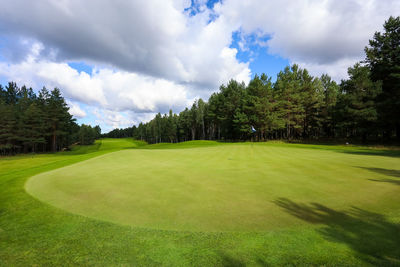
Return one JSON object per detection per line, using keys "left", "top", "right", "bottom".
{"left": 0, "top": 0, "right": 399, "bottom": 132}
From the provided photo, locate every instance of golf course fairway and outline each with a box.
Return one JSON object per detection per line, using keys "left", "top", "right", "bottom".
{"left": 1, "top": 138, "right": 399, "bottom": 265}
{"left": 25, "top": 141, "right": 400, "bottom": 232}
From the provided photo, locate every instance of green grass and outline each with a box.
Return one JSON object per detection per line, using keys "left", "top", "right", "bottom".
{"left": 1, "top": 139, "right": 400, "bottom": 266}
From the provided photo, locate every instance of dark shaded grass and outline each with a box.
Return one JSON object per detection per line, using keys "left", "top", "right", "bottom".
{"left": 360, "top": 167, "right": 400, "bottom": 177}
{"left": 275, "top": 198, "right": 400, "bottom": 266}
{"left": 357, "top": 167, "right": 400, "bottom": 187}
{"left": 285, "top": 143, "right": 400, "bottom": 158}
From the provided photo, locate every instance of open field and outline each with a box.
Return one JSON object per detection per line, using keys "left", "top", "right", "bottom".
{"left": 2, "top": 139, "right": 400, "bottom": 265}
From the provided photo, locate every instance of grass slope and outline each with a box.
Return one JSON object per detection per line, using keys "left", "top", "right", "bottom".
{"left": 26, "top": 142, "right": 400, "bottom": 232}
{"left": 1, "top": 139, "right": 400, "bottom": 266}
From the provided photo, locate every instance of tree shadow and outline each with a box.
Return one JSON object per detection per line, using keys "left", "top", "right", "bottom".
{"left": 357, "top": 167, "right": 400, "bottom": 186}
{"left": 337, "top": 149, "right": 400, "bottom": 158}
{"left": 368, "top": 178, "right": 400, "bottom": 186}
{"left": 274, "top": 198, "right": 400, "bottom": 266}
{"left": 359, "top": 167, "right": 400, "bottom": 178}
{"left": 219, "top": 253, "right": 246, "bottom": 267}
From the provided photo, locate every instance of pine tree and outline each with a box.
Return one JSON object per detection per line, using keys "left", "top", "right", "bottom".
{"left": 47, "top": 88, "right": 74, "bottom": 152}
{"left": 320, "top": 74, "right": 339, "bottom": 137}
{"left": 20, "top": 103, "right": 46, "bottom": 152}
{"left": 0, "top": 101, "right": 18, "bottom": 154}
{"left": 275, "top": 65, "right": 306, "bottom": 139}
{"left": 337, "top": 63, "right": 381, "bottom": 142}
{"left": 365, "top": 16, "right": 400, "bottom": 140}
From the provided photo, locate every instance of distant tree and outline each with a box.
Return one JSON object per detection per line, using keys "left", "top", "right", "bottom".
{"left": 189, "top": 103, "right": 198, "bottom": 140}
{"left": 219, "top": 80, "right": 247, "bottom": 140}
{"left": 4, "top": 82, "right": 18, "bottom": 105}
{"left": 178, "top": 108, "right": 191, "bottom": 142}
{"left": 108, "top": 18, "right": 399, "bottom": 145}
{"left": 274, "top": 65, "right": 307, "bottom": 139}
{"left": 337, "top": 63, "right": 381, "bottom": 142}
{"left": 320, "top": 74, "right": 339, "bottom": 137}
{"left": 166, "top": 109, "right": 177, "bottom": 142}
{"left": 365, "top": 16, "right": 400, "bottom": 140}
{"left": 46, "top": 88, "right": 73, "bottom": 152}
{"left": 94, "top": 125, "right": 101, "bottom": 139}
{"left": 20, "top": 103, "right": 46, "bottom": 152}
{"left": 0, "top": 82, "right": 94, "bottom": 155}
{"left": 78, "top": 124, "right": 96, "bottom": 145}
{"left": 0, "top": 100, "right": 18, "bottom": 154}
{"left": 246, "top": 74, "right": 284, "bottom": 140}
{"left": 207, "top": 92, "right": 224, "bottom": 140}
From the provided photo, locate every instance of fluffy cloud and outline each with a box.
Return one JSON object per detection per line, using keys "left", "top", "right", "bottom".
{"left": 67, "top": 100, "right": 87, "bottom": 119}
{"left": 0, "top": 0, "right": 252, "bottom": 130}
{"left": 0, "top": 45, "right": 192, "bottom": 113}
{"left": 0, "top": 0, "right": 250, "bottom": 89}
{"left": 0, "top": 42, "right": 195, "bottom": 130}
{"left": 1, "top": 0, "right": 398, "bottom": 84}
{"left": 217, "top": 0, "right": 400, "bottom": 78}
{"left": 92, "top": 108, "right": 157, "bottom": 130}
{"left": 0, "top": 0, "right": 399, "bottom": 130}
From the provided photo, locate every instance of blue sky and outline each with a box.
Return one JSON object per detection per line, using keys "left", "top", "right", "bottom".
{"left": 230, "top": 31, "right": 289, "bottom": 81}
{"left": 0, "top": 0, "right": 397, "bottom": 132}
{"left": 68, "top": 62, "right": 93, "bottom": 76}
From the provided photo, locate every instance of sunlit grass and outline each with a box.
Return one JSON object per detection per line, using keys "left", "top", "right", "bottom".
{"left": 1, "top": 139, "right": 400, "bottom": 266}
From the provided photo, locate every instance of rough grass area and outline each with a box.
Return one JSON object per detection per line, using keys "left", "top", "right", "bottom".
{"left": 1, "top": 139, "right": 400, "bottom": 266}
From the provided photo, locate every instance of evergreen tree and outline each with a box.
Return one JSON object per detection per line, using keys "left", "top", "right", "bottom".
{"left": 275, "top": 65, "right": 307, "bottom": 139}
{"left": 79, "top": 124, "right": 96, "bottom": 145}
{"left": 320, "top": 74, "right": 339, "bottom": 137}
{"left": 47, "top": 88, "right": 73, "bottom": 152}
{"left": 337, "top": 63, "right": 381, "bottom": 142}
{"left": 20, "top": 103, "right": 46, "bottom": 152}
{"left": 246, "top": 74, "right": 284, "bottom": 140}
{"left": 166, "top": 109, "right": 177, "bottom": 142}
{"left": 0, "top": 101, "right": 18, "bottom": 154}
{"left": 365, "top": 16, "right": 400, "bottom": 140}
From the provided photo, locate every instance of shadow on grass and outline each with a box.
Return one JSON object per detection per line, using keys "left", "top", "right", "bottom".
{"left": 337, "top": 149, "right": 400, "bottom": 158}
{"left": 219, "top": 253, "right": 245, "bottom": 267}
{"left": 369, "top": 179, "right": 400, "bottom": 186}
{"left": 359, "top": 167, "right": 400, "bottom": 178}
{"left": 274, "top": 198, "right": 400, "bottom": 266}
{"left": 357, "top": 167, "right": 400, "bottom": 186}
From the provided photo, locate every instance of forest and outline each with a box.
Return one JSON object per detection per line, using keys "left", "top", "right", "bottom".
{"left": 104, "top": 17, "right": 400, "bottom": 144}
{"left": 0, "top": 84, "right": 101, "bottom": 155}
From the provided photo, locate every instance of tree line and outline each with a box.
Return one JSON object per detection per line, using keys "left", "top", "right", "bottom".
{"left": 0, "top": 83, "right": 101, "bottom": 155}
{"left": 105, "top": 16, "right": 400, "bottom": 144}
{"left": 102, "top": 127, "right": 135, "bottom": 138}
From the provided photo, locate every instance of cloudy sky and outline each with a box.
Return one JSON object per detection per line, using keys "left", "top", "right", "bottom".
{"left": 0, "top": 0, "right": 398, "bottom": 132}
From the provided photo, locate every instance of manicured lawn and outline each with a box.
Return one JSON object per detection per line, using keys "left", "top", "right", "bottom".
{"left": 1, "top": 139, "right": 400, "bottom": 266}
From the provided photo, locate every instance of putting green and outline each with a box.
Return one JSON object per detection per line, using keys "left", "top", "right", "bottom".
{"left": 25, "top": 142, "right": 400, "bottom": 232}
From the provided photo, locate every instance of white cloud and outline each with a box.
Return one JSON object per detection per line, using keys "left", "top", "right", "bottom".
{"left": 92, "top": 109, "right": 134, "bottom": 130}
{"left": 0, "top": 0, "right": 250, "bottom": 89}
{"left": 67, "top": 100, "right": 87, "bottom": 119}
{"left": 216, "top": 0, "right": 400, "bottom": 79}
{"left": 0, "top": 42, "right": 192, "bottom": 112}
{"left": 0, "top": 44, "right": 194, "bottom": 131}
{"left": 0, "top": 0, "right": 399, "bottom": 131}
{"left": 296, "top": 57, "right": 361, "bottom": 83}
{"left": 1, "top": 0, "right": 398, "bottom": 83}
{"left": 91, "top": 108, "right": 157, "bottom": 132}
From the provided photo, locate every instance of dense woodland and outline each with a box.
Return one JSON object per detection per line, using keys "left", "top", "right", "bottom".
{"left": 0, "top": 84, "right": 101, "bottom": 155}
{"left": 104, "top": 17, "right": 400, "bottom": 144}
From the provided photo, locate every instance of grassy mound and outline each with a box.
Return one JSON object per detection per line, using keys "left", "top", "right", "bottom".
{"left": 26, "top": 141, "right": 400, "bottom": 232}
